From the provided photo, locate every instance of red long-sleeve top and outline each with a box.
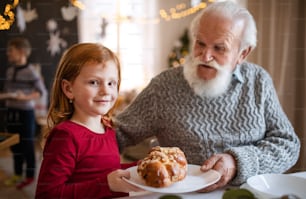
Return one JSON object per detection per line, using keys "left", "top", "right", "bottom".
{"left": 35, "top": 120, "right": 136, "bottom": 199}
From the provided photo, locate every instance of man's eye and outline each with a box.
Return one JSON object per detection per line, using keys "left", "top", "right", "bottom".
{"left": 196, "top": 40, "right": 205, "bottom": 47}
{"left": 215, "top": 46, "right": 226, "bottom": 52}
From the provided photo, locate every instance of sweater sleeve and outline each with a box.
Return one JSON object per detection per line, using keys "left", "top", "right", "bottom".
{"left": 225, "top": 71, "right": 300, "bottom": 185}
{"left": 30, "top": 65, "right": 47, "bottom": 96}
{"left": 35, "top": 129, "right": 127, "bottom": 199}
{"left": 114, "top": 78, "right": 161, "bottom": 151}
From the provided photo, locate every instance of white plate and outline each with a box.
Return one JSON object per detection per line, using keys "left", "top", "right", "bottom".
{"left": 247, "top": 173, "right": 306, "bottom": 198}
{"left": 123, "top": 164, "right": 220, "bottom": 193}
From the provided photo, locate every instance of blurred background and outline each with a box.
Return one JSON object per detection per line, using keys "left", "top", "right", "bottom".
{"left": 0, "top": 0, "right": 305, "bottom": 198}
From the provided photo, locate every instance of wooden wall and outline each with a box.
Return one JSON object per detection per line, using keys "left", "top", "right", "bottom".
{"left": 0, "top": 0, "right": 79, "bottom": 131}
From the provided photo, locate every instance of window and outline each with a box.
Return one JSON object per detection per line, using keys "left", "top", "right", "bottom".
{"left": 78, "top": 0, "right": 157, "bottom": 91}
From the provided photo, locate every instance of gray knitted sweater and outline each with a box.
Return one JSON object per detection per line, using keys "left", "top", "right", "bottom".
{"left": 114, "top": 62, "right": 300, "bottom": 185}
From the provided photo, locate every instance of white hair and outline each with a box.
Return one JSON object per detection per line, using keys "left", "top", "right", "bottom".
{"left": 190, "top": 1, "right": 257, "bottom": 51}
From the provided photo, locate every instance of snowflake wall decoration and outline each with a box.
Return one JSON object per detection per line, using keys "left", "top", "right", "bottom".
{"left": 46, "top": 19, "right": 68, "bottom": 56}
{"left": 47, "top": 31, "right": 68, "bottom": 56}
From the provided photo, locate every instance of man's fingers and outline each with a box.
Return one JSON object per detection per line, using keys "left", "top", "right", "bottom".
{"left": 201, "top": 154, "right": 221, "bottom": 171}
{"left": 198, "top": 153, "right": 237, "bottom": 193}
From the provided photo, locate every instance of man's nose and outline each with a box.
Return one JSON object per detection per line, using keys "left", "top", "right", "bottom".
{"left": 201, "top": 48, "right": 214, "bottom": 62}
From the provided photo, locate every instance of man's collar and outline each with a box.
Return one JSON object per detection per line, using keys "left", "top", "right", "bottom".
{"left": 232, "top": 64, "right": 244, "bottom": 83}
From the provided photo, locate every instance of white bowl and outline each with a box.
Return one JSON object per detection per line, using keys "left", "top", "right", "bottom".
{"left": 246, "top": 173, "right": 306, "bottom": 198}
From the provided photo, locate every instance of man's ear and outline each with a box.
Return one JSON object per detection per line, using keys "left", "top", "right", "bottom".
{"left": 61, "top": 79, "right": 73, "bottom": 99}
{"left": 237, "top": 46, "right": 252, "bottom": 64}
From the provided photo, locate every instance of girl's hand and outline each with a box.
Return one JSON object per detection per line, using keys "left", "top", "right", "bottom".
{"left": 107, "top": 169, "right": 143, "bottom": 193}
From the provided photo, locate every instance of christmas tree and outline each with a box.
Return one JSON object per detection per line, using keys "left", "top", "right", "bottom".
{"left": 168, "top": 29, "right": 190, "bottom": 67}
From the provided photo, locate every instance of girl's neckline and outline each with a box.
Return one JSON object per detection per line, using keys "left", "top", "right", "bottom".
{"left": 69, "top": 120, "right": 106, "bottom": 134}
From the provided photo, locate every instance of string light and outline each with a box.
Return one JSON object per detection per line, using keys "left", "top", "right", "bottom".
{"left": 103, "top": 1, "right": 215, "bottom": 25}
{"left": 0, "top": 0, "right": 19, "bottom": 30}
{"left": 1, "top": 0, "right": 215, "bottom": 31}
{"left": 159, "top": 1, "right": 215, "bottom": 21}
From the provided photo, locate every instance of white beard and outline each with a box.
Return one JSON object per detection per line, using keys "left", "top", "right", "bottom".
{"left": 183, "top": 56, "right": 233, "bottom": 98}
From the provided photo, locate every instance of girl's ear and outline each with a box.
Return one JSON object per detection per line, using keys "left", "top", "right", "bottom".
{"left": 61, "top": 79, "right": 73, "bottom": 100}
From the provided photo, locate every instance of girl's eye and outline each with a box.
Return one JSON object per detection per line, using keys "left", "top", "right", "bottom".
{"left": 108, "top": 80, "right": 118, "bottom": 87}
{"left": 89, "top": 80, "right": 100, "bottom": 86}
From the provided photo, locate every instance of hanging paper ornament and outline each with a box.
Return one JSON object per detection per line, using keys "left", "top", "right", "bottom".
{"left": 23, "top": 2, "right": 38, "bottom": 22}
{"left": 101, "top": 17, "right": 108, "bottom": 38}
{"left": 16, "top": 2, "right": 38, "bottom": 32}
{"left": 16, "top": 6, "right": 26, "bottom": 32}
{"left": 46, "top": 19, "right": 58, "bottom": 32}
{"left": 61, "top": 5, "right": 78, "bottom": 21}
{"left": 47, "top": 31, "right": 68, "bottom": 56}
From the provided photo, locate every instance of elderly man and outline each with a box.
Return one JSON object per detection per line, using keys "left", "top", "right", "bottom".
{"left": 114, "top": 1, "right": 300, "bottom": 192}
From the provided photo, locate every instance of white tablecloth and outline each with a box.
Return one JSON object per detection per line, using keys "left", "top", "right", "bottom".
{"left": 119, "top": 171, "right": 306, "bottom": 199}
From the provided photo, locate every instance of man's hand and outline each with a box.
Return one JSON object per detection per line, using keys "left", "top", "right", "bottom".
{"left": 197, "top": 153, "right": 237, "bottom": 192}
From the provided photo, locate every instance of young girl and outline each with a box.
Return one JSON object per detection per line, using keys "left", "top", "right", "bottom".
{"left": 35, "top": 43, "right": 141, "bottom": 198}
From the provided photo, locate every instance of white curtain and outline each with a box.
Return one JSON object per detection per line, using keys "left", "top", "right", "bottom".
{"left": 247, "top": 0, "right": 306, "bottom": 172}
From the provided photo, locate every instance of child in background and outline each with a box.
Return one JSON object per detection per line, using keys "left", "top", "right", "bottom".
{"left": 3, "top": 37, "right": 47, "bottom": 189}
{"left": 35, "top": 43, "right": 141, "bottom": 198}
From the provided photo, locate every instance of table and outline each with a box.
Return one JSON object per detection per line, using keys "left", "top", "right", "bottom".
{"left": 120, "top": 171, "right": 306, "bottom": 199}
{"left": 126, "top": 190, "right": 224, "bottom": 199}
